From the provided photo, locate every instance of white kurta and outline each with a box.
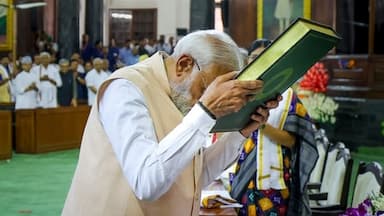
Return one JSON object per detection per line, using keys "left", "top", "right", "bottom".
{"left": 13, "top": 71, "right": 40, "bottom": 110}
{"left": 85, "top": 69, "right": 109, "bottom": 106}
{"left": 33, "top": 64, "right": 62, "bottom": 108}
{"left": 99, "top": 79, "right": 245, "bottom": 199}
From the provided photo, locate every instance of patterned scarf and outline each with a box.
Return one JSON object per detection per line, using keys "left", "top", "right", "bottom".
{"left": 230, "top": 88, "right": 316, "bottom": 216}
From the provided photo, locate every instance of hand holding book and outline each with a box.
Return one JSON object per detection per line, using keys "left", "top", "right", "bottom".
{"left": 239, "top": 95, "right": 282, "bottom": 137}
{"left": 211, "top": 18, "right": 341, "bottom": 132}
{"left": 198, "top": 71, "right": 264, "bottom": 119}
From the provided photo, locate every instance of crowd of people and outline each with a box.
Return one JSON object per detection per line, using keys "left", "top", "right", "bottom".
{"left": 0, "top": 33, "right": 177, "bottom": 110}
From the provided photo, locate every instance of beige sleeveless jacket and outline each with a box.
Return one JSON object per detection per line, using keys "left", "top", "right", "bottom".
{"left": 62, "top": 53, "right": 203, "bottom": 216}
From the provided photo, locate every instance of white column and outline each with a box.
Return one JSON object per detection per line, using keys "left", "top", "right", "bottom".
{"left": 103, "top": 0, "right": 110, "bottom": 46}
{"left": 79, "top": 0, "right": 86, "bottom": 46}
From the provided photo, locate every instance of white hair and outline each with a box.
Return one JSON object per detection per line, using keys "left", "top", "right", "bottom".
{"left": 171, "top": 30, "right": 244, "bottom": 71}
{"left": 93, "top": 58, "right": 103, "bottom": 65}
{"left": 40, "top": 52, "right": 51, "bottom": 58}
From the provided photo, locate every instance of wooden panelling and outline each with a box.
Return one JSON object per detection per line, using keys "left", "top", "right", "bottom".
{"left": 16, "top": 5, "right": 44, "bottom": 56}
{"left": 311, "top": 0, "right": 336, "bottom": 28}
{"left": 131, "top": 9, "right": 157, "bottom": 40}
{"left": 15, "top": 106, "right": 90, "bottom": 154}
{"left": 0, "top": 111, "right": 12, "bottom": 160}
{"left": 15, "top": 110, "right": 35, "bottom": 153}
{"left": 372, "top": 56, "right": 384, "bottom": 84}
{"left": 228, "top": 0, "right": 256, "bottom": 48}
{"left": 321, "top": 55, "right": 384, "bottom": 98}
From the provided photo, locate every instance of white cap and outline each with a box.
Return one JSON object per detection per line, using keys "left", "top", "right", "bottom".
{"left": 40, "top": 52, "right": 51, "bottom": 57}
{"left": 59, "top": 58, "right": 69, "bottom": 65}
{"left": 21, "top": 56, "right": 32, "bottom": 64}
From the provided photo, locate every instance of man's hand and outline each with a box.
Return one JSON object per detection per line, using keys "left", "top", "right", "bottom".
{"left": 40, "top": 75, "right": 49, "bottom": 81}
{"left": 239, "top": 95, "right": 282, "bottom": 137}
{"left": 71, "top": 98, "right": 78, "bottom": 107}
{"left": 199, "top": 72, "right": 264, "bottom": 119}
{"left": 25, "top": 82, "right": 38, "bottom": 92}
{"left": 89, "top": 86, "right": 98, "bottom": 94}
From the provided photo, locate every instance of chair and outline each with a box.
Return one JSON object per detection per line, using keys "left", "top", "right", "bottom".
{"left": 351, "top": 161, "right": 384, "bottom": 207}
{"left": 309, "top": 128, "right": 330, "bottom": 186}
{"left": 318, "top": 143, "right": 349, "bottom": 205}
{"left": 308, "top": 142, "right": 347, "bottom": 201}
{"left": 309, "top": 145, "right": 353, "bottom": 216}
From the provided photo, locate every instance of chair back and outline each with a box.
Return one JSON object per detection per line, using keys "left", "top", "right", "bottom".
{"left": 319, "top": 145, "right": 351, "bottom": 206}
{"left": 352, "top": 162, "right": 384, "bottom": 207}
{"left": 309, "top": 129, "right": 330, "bottom": 183}
{"left": 319, "top": 142, "right": 345, "bottom": 194}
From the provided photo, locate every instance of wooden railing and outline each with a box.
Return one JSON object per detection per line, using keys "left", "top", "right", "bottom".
{"left": 15, "top": 106, "right": 90, "bottom": 154}
{"left": 0, "top": 111, "right": 12, "bottom": 160}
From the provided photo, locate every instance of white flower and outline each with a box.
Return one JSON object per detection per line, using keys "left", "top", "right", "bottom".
{"left": 298, "top": 92, "right": 338, "bottom": 124}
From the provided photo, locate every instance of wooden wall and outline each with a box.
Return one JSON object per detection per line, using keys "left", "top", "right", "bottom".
{"left": 228, "top": 0, "right": 257, "bottom": 48}
{"left": 15, "top": 106, "right": 90, "bottom": 154}
{"left": 311, "top": 0, "right": 336, "bottom": 28}
{"left": 0, "top": 111, "right": 12, "bottom": 160}
{"left": 16, "top": 4, "right": 44, "bottom": 56}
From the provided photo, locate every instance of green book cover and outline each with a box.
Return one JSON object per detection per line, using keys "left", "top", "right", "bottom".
{"left": 211, "top": 18, "right": 341, "bottom": 132}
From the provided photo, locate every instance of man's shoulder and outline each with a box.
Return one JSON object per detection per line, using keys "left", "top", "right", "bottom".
{"left": 48, "top": 64, "right": 59, "bottom": 72}
{"left": 14, "top": 71, "right": 26, "bottom": 80}
{"left": 86, "top": 69, "right": 97, "bottom": 77}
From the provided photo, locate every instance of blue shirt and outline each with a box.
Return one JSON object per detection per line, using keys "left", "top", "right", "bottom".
{"left": 108, "top": 47, "right": 119, "bottom": 72}
{"left": 119, "top": 47, "right": 139, "bottom": 66}
{"left": 76, "top": 72, "right": 88, "bottom": 101}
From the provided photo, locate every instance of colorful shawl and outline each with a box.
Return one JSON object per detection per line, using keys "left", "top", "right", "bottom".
{"left": 230, "top": 89, "right": 318, "bottom": 216}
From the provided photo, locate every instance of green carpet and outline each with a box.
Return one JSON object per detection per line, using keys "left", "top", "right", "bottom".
{"left": 0, "top": 149, "right": 79, "bottom": 216}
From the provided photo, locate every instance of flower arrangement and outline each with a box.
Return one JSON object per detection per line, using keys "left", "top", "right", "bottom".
{"left": 295, "top": 62, "right": 339, "bottom": 124}
{"left": 340, "top": 193, "right": 384, "bottom": 216}
{"left": 299, "top": 62, "right": 329, "bottom": 93}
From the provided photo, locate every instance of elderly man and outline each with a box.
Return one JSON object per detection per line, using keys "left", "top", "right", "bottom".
{"left": 33, "top": 52, "right": 62, "bottom": 108}
{"left": 13, "top": 56, "right": 39, "bottom": 110}
{"left": 70, "top": 59, "right": 88, "bottom": 105}
{"left": 84, "top": 58, "right": 109, "bottom": 106}
{"left": 62, "top": 30, "right": 280, "bottom": 215}
{"left": 57, "top": 59, "right": 77, "bottom": 107}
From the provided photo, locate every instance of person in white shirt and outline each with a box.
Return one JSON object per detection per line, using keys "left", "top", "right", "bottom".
{"left": 33, "top": 52, "right": 62, "bottom": 108}
{"left": 85, "top": 58, "right": 109, "bottom": 106}
{"left": 144, "top": 38, "right": 156, "bottom": 56}
{"left": 13, "top": 56, "right": 40, "bottom": 110}
{"left": 62, "top": 30, "right": 281, "bottom": 215}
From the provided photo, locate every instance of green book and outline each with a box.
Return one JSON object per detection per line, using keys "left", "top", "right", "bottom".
{"left": 211, "top": 18, "right": 341, "bottom": 132}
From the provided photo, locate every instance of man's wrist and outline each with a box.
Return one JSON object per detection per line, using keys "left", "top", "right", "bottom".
{"left": 197, "top": 101, "right": 216, "bottom": 120}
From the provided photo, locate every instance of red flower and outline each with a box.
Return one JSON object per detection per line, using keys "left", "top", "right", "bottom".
{"left": 299, "top": 62, "right": 329, "bottom": 93}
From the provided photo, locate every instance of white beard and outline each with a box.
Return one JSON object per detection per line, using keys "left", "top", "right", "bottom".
{"left": 169, "top": 77, "right": 193, "bottom": 116}
{"left": 169, "top": 67, "right": 201, "bottom": 116}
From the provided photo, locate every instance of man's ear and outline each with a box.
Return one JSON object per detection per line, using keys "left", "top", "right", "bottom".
{"left": 175, "top": 55, "right": 194, "bottom": 77}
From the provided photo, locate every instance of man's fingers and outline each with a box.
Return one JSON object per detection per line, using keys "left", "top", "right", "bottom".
{"left": 216, "top": 71, "right": 239, "bottom": 83}
{"left": 256, "top": 107, "right": 269, "bottom": 119}
{"left": 240, "top": 80, "right": 264, "bottom": 90}
{"left": 250, "top": 114, "right": 264, "bottom": 123}
{"left": 263, "top": 95, "right": 282, "bottom": 109}
{"left": 265, "top": 100, "right": 279, "bottom": 109}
